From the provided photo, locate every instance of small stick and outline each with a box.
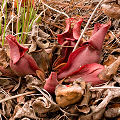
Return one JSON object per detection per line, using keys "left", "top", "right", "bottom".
{"left": 90, "top": 86, "right": 120, "bottom": 90}
{"left": 5, "top": 15, "right": 17, "bottom": 33}
{"left": 94, "top": 90, "right": 112, "bottom": 113}
{"left": 32, "top": 8, "right": 47, "bottom": 26}
{"left": 41, "top": 0, "right": 69, "bottom": 18}
{"left": 72, "top": 0, "right": 104, "bottom": 52}
{"left": 94, "top": 89, "right": 120, "bottom": 113}
{"left": 0, "top": 91, "right": 35, "bottom": 103}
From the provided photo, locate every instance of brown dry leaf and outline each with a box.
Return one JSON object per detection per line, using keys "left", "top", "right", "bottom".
{"left": 49, "top": 45, "right": 61, "bottom": 66}
{"left": 36, "top": 70, "right": 46, "bottom": 83}
{"left": 37, "top": 37, "right": 50, "bottom": 49}
{"left": 0, "top": 48, "right": 9, "bottom": 68}
{"left": 92, "top": 108, "right": 105, "bottom": 120}
{"left": 32, "top": 96, "right": 58, "bottom": 114}
{"left": 31, "top": 25, "right": 50, "bottom": 49}
{"left": 101, "top": 0, "right": 120, "bottom": 19}
{"left": 55, "top": 80, "right": 85, "bottom": 108}
{"left": 79, "top": 108, "right": 105, "bottom": 120}
{"left": 12, "top": 77, "right": 21, "bottom": 92}
{"left": 25, "top": 75, "right": 45, "bottom": 90}
{"left": 104, "top": 104, "right": 120, "bottom": 118}
{"left": 29, "top": 25, "right": 50, "bottom": 74}
{"left": 64, "top": 105, "right": 79, "bottom": 114}
{"left": 77, "top": 84, "right": 91, "bottom": 114}
{"left": 0, "top": 48, "right": 16, "bottom": 77}
{"left": 10, "top": 104, "right": 22, "bottom": 120}
{"left": 38, "top": 28, "right": 50, "bottom": 39}
{"left": 89, "top": 88, "right": 120, "bottom": 120}
{"left": 2, "top": 100, "right": 15, "bottom": 118}
{"left": 103, "top": 55, "right": 116, "bottom": 66}
{"left": 14, "top": 101, "right": 37, "bottom": 119}
{"left": 30, "top": 49, "right": 50, "bottom": 73}
{"left": 0, "top": 77, "right": 11, "bottom": 87}
{"left": 28, "top": 39, "right": 37, "bottom": 53}
{"left": 29, "top": 24, "right": 50, "bottom": 52}
{"left": 99, "top": 56, "right": 120, "bottom": 81}
{"left": 31, "top": 25, "right": 49, "bottom": 39}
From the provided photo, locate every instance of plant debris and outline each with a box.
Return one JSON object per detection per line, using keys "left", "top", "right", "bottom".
{"left": 0, "top": 0, "right": 119, "bottom": 119}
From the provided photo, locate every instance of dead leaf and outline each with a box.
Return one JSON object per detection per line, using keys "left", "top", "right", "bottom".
{"left": 77, "top": 84, "right": 91, "bottom": 114}
{"left": 0, "top": 48, "right": 9, "bottom": 68}
{"left": 0, "top": 77, "right": 11, "bottom": 87}
{"left": 10, "top": 104, "right": 22, "bottom": 120}
{"left": 79, "top": 108, "right": 105, "bottom": 120}
{"left": 30, "top": 49, "right": 50, "bottom": 73}
{"left": 12, "top": 77, "right": 21, "bottom": 92}
{"left": 63, "top": 105, "right": 79, "bottom": 114}
{"left": 2, "top": 100, "right": 15, "bottom": 118}
{"left": 99, "top": 56, "right": 120, "bottom": 81}
{"left": 102, "top": 1, "right": 120, "bottom": 19}
{"left": 103, "top": 55, "right": 116, "bottom": 66}
{"left": 25, "top": 75, "right": 45, "bottom": 90}
{"left": 36, "top": 70, "right": 45, "bottom": 83}
{"left": 37, "top": 37, "right": 50, "bottom": 49}
{"left": 29, "top": 25, "right": 50, "bottom": 55}
{"left": 104, "top": 104, "right": 120, "bottom": 118}
{"left": 14, "top": 101, "right": 37, "bottom": 119}
{"left": 28, "top": 39, "right": 37, "bottom": 53}
{"left": 55, "top": 80, "right": 85, "bottom": 108}
{"left": 32, "top": 96, "right": 58, "bottom": 114}
{"left": 0, "top": 48, "right": 16, "bottom": 77}
{"left": 50, "top": 45, "right": 61, "bottom": 66}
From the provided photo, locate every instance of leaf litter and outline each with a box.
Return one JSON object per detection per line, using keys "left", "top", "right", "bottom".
{"left": 0, "top": 0, "right": 120, "bottom": 119}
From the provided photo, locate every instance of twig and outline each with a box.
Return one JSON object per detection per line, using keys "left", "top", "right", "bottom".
{"left": 0, "top": 91, "right": 35, "bottom": 103}
{"left": 94, "top": 89, "right": 120, "bottom": 113}
{"left": 41, "top": 0, "right": 69, "bottom": 18}
{"left": 31, "top": 8, "right": 47, "bottom": 26}
{"left": 94, "top": 90, "right": 112, "bottom": 113}
{"left": 0, "top": 87, "right": 10, "bottom": 97}
{"left": 72, "top": 0, "right": 104, "bottom": 52}
{"left": 5, "top": 15, "right": 17, "bottom": 33}
{"left": 90, "top": 86, "right": 120, "bottom": 90}
{"left": 14, "top": 32, "right": 31, "bottom": 36}
{"left": 110, "top": 31, "right": 120, "bottom": 43}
